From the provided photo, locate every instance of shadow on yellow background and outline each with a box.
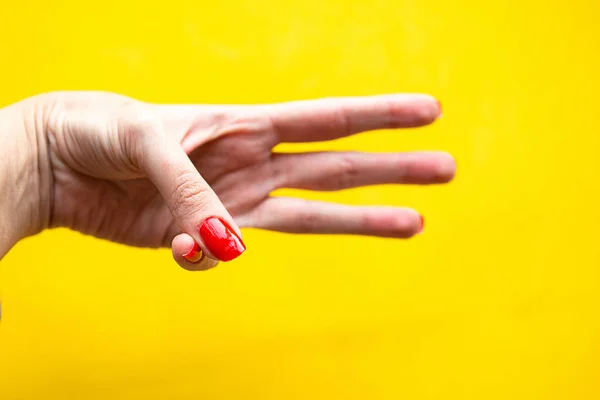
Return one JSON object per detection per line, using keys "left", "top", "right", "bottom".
{"left": 1, "top": 0, "right": 599, "bottom": 399}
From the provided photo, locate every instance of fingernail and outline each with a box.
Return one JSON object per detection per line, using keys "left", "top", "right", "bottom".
{"left": 183, "top": 241, "right": 204, "bottom": 263}
{"left": 418, "top": 215, "right": 425, "bottom": 234}
{"left": 436, "top": 100, "right": 443, "bottom": 119}
{"left": 199, "top": 217, "right": 246, "bottom": 261}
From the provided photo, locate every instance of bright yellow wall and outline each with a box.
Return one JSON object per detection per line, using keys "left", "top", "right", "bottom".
{"left": 1, "top": 1, "right": 599, "bottom": 399}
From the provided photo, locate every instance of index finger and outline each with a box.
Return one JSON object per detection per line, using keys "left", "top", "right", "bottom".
{"left": 263, "top": 94, "right": 441, "bottom": 144}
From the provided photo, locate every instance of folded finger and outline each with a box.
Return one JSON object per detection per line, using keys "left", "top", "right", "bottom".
{"left": 171, "top": 233, "right": 219, "bottom": 271}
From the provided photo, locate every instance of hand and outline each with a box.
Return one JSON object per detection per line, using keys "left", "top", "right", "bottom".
{"left": 25, "top": 91, "right": 454, "bottom": 270}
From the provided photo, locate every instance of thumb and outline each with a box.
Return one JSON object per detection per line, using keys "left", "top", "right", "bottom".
{"left": 138, "top": 125, "right": 246, "bottom": 265}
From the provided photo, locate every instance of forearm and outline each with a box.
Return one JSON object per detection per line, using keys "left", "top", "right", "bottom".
{"left": 0, "top": 98, "right": 50, "bottom": 259}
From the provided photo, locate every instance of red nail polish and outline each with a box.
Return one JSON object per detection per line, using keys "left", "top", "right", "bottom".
{"left": 199, "top": 217, "right": 246, "bottom": 261}
{"left": 419, "top": 215, "right": 425, "bottom": 233}
{"left": 183, "top": 241, "right": 204, "bottom": 263}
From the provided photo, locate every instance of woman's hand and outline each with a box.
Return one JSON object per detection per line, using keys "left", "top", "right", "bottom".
{"left": 5, "top": 91, "right": 454, "bottom": 270}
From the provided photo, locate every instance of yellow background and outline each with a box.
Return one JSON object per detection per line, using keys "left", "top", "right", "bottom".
{"left": 1, "top": 0, "right": 599, "bottom": 399}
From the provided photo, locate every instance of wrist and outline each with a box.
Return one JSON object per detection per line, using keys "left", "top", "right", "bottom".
{"left": 0, "top": 96, "right": 53, "bottom": 258}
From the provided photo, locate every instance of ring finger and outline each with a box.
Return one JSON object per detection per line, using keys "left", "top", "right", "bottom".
{"left": 251, "top": 197, "right": 424, "bottom": 238}
{"left": 271, "top": 151, "right": 456, "bottom": 191}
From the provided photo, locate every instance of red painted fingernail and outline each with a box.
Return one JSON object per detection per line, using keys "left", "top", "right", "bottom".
{"left": 183, "top": 241, "right": 204, "bottom": 263}
{"left": 418, "top": 215, "right": 425, "bottom": 233}
{"left": 199, "top": 217, "right": 246, "bottom": 261}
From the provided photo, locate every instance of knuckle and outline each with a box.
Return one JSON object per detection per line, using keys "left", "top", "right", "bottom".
{"left": 298, "top": 211, "right": 323, "bottom": 232}
{"left": 118, "top": 106, "right": 164, "bottom": 167}
{"left": 171, "top": 173, "right": 211, "bottom": 217}
{"left": 271, "top": 155, "right": 297, "bottom": 189}
{"left": 332, "top": 104, "right": 352, "bottom": 137}
{"left": 358, "top": 212, "right": 375, "bottom": 232}
{"left": 385, "top": 98, "right": 402, "bottom": 128}
{"left": 213, "top": 111, "right": 272, "bottom": 138}
{"left": 333, "top": 154, "right": 360, "bottom": 190}
{"left": 119, "top": 104, "right": 163, "bottom": 141}
{"left": 125, "top": 113, "right": 162, "bottom": 138}
{"left": 295, "top": 203, "right": 329, "bottom": 233}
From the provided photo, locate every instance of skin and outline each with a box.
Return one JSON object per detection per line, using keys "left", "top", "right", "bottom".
{"left": 0, "top": 91, "right": 455, "bottom": 270}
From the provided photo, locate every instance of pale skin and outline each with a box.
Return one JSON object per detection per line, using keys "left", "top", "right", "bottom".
{"left": 0, "top": 92, "right": 455, "bottom": 270}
